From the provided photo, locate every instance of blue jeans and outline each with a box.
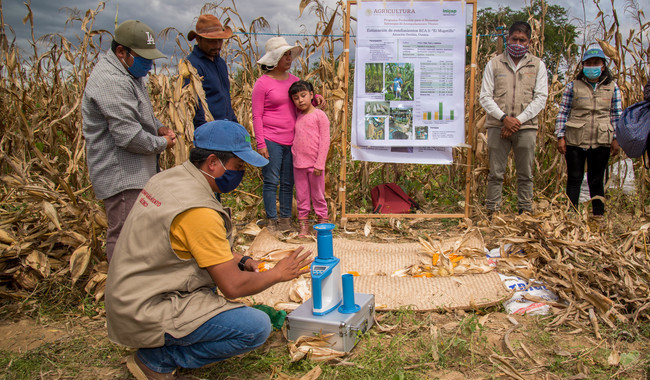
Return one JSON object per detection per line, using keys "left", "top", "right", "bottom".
{"left": 136, "top": 306, "right": 271, "bottom": 373}
{"left": 262, "top": 139, "right": 294, "bottom": 219}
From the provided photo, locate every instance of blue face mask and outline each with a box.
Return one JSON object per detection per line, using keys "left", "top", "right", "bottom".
{"left": 582, "top": 66, "right": 602, "bottom": 80}
{"left": 201, "top": 160, "right": 245, "bottom": 193}
{"left": 125, "top": 54, "right": 153, "bottom": 78}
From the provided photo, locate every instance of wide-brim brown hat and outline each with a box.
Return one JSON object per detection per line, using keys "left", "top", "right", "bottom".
{"left": 188, "top": 14, "right": 233, "bottom": 41}
{"left": 257, "top": 37, "right": 303, "bottom": 68}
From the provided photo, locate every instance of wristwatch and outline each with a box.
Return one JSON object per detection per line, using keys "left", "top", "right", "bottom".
{"left": 500, "top": 114, "right": 507, "bottom": 122}
{"left": 238, "top": 256, "right": 252, "bottom": 271}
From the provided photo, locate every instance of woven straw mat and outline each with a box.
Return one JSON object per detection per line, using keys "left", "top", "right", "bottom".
{"left": 244, "top": 228, "right": 510, "bottom": 311}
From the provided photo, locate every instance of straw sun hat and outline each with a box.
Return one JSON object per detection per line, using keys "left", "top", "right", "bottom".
{"left": 257, "top": 37, "right": 303, "bottom": 68}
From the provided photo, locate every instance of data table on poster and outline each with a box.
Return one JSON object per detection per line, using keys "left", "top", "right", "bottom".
{"left": 420, "top": 61, "right": 454, "bottom": 97}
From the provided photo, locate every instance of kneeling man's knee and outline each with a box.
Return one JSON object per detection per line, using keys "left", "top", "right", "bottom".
{"left": 247, "top": 308, "right": 272, "bottom": 348}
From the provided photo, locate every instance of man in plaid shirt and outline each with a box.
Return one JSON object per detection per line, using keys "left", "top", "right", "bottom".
{"left": 82, "top": 20, "right": 176, "bottom": 262}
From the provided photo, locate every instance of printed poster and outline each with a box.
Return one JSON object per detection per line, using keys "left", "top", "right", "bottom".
{"left": 354, "top": 1, "right": 466, "bottom": 148}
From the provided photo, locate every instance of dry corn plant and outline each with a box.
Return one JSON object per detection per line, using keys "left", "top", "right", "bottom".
{"left": 0, "top": 4, "right": 111, "bottom": 302}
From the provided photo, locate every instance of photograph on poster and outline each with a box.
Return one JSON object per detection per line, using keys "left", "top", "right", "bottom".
{"left": 385, "top": 63, "right": 413, "bottom": 101}
{"left": 365, "top": 63, "right": 384, "bottom": 93}
{"left": 365, "top": 116, "right": 386, "bottom": 140}
{"left": 415, "top": 126, "right": 428, "bottom": 140}
{"left": 365, "top": 101, "right": 390, "bottom": 115}
{"left": 388, "top": 106, "right": 413, "bottom": 140}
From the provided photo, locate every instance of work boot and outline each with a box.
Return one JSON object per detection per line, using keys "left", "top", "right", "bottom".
{"left": 266, "top": 218, "right": 278, "bottom": 234}
{"left": 278, "top": 217, "right": 293, "bottom": 232}
{"left": 298, "top": 219, "right": 311, "bottom": 238}
{"left": 126, "top": 353, "right": 175, "bottom": 380}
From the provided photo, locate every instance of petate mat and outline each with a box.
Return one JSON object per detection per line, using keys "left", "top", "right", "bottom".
{"left": 243, "top": 229, "right": 510, "bottom": 311}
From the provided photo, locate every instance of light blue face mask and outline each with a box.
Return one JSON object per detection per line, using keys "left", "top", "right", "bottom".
{"left": 582, "top": 66, "right": 602, "bottom": 80}
{"left": 125, "top": 54, "right": 153, "bottom": 78}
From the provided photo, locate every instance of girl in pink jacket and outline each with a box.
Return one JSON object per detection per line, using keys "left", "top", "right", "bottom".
{"left": 289, "top": 81, "right": 330, "bottom": 237}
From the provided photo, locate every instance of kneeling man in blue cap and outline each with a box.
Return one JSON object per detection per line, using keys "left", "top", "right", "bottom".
{"left": 105, "top": 120, "right": 312, "bottom": 379}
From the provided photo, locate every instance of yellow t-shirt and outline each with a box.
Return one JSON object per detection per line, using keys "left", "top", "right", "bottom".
{"left": 170, "top": 207, "right": 233, "bottom": 268}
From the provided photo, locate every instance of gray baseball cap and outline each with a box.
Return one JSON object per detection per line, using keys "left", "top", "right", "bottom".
{"left": 114, "top": 20, "right": 166, "bottom": 60}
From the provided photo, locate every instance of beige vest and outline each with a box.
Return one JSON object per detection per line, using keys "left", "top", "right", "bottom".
{"left": 105, "top": 161, "right": 242, "bottom": 348}
{"left": 485, "top": 53, "right": 542, "bottom": 129}
{"left": 564, "top": 79, "right": 615, "bottom": 148}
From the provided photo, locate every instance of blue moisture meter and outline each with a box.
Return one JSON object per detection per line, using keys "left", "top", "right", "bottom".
{"left": 311, "top": 223, "right": 342, "bottom": 315}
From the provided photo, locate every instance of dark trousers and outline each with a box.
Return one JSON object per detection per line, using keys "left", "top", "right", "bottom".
{"left": 104, "top": 189, "right": 141, "bottom": 262}
{"left": 565, "top": 145, "right": 610, "bottom": 215}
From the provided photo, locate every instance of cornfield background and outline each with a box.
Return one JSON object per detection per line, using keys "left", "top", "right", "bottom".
{"left": 0, "top": 0, "right": 648, "bottom": 305}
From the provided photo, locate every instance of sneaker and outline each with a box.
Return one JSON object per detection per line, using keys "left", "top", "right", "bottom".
{"left": 126, "top": 353, "right": 175, "bottom": 380}
{"left": 278, "top": 217, "right": 293, "bottom": 232}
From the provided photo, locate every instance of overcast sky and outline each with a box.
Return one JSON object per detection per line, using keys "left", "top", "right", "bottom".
{"left": 2, "top": 0, "right": 646, "bottom": 61}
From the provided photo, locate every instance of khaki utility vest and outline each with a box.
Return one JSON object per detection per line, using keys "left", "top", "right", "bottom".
{"left": 105, "top": 161, "right": 242, "bottom": 348}
{"left": 564, "top": 79, "right": 615, "bottom": 148}
{"left": 485, "top": 53, "right": 542, "bottom": 129}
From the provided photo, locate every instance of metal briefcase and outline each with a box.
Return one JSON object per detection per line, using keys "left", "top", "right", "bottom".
{"left": 285, "top": 293, "right": 375, "bottom": 352}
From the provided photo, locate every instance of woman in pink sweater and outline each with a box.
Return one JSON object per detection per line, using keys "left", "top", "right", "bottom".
{"left": 252, "top": 37, "right": 322, "bottom": 232}
{"left": 289, "top": 81, "right": 330, "bottom": 237}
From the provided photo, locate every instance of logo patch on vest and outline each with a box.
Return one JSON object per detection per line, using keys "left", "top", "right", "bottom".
{"left": 141, "top": 189, "right": 162, "bottom": 207}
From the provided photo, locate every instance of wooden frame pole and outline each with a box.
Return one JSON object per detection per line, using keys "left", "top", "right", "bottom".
{"left": 339, "top": 0, "right": 354, "bottom": 220}
{"left": 464, "top": 0, "right": 479, "bottom": 217}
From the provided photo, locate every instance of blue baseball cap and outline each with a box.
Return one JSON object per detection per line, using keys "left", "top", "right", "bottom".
{"left": 194, "top": 120, "right": 268, "bottom": 167}
{"left": 582, "top": 48, "right": 607, "bottom": 62}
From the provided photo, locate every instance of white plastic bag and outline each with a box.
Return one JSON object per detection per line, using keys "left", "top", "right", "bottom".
{"left": 499, "top": 274, "right": 559, "bottom": 315}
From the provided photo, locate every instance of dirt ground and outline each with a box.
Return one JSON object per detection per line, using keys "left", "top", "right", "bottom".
{"left": 1, "top": 214, "right": 649, "bottom": 379}
{"left": 1, "top": 308, "right": 648, "bottom": 379}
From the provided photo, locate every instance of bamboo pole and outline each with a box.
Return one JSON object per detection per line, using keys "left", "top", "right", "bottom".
{"left": 339, "top": 0, "right": 354, "bottom": 220}
{"left": 464, "top": 0, "right": 479, "bottom": 217}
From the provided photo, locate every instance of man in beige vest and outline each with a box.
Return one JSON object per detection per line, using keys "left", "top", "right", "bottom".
{"left": 106, "top": 120, "right": 312, "bottom": 379}
{"left": 479, "top": 21, "right": 548, "bottom": 214}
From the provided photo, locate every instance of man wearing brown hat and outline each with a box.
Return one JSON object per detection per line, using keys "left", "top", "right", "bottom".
{"left": 82, "top": 20, "right": 177, "bottom": 263}
{"left": 187, "top": 14, "right": 238, "bottom": 128}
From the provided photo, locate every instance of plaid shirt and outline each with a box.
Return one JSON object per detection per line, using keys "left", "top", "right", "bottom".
{"left": 555, "top": 79, "right": 622, "bottom": 139}
{"left": 82, "top": 51, "right": 168, "bottom": 200}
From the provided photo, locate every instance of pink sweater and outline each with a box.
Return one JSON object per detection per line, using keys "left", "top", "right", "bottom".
{"left": 292, "top": 109, "right": 330, "bottom": 170}
{"left": 251, "top": 74, "right": 299, "bottom": 149}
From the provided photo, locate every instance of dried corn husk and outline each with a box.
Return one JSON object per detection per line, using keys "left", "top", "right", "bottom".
{"left": 289, "top": 276, "right": 311, "bottom": 303}
{"left": 288, "top": 333, "right": 346, "bottom": 362}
